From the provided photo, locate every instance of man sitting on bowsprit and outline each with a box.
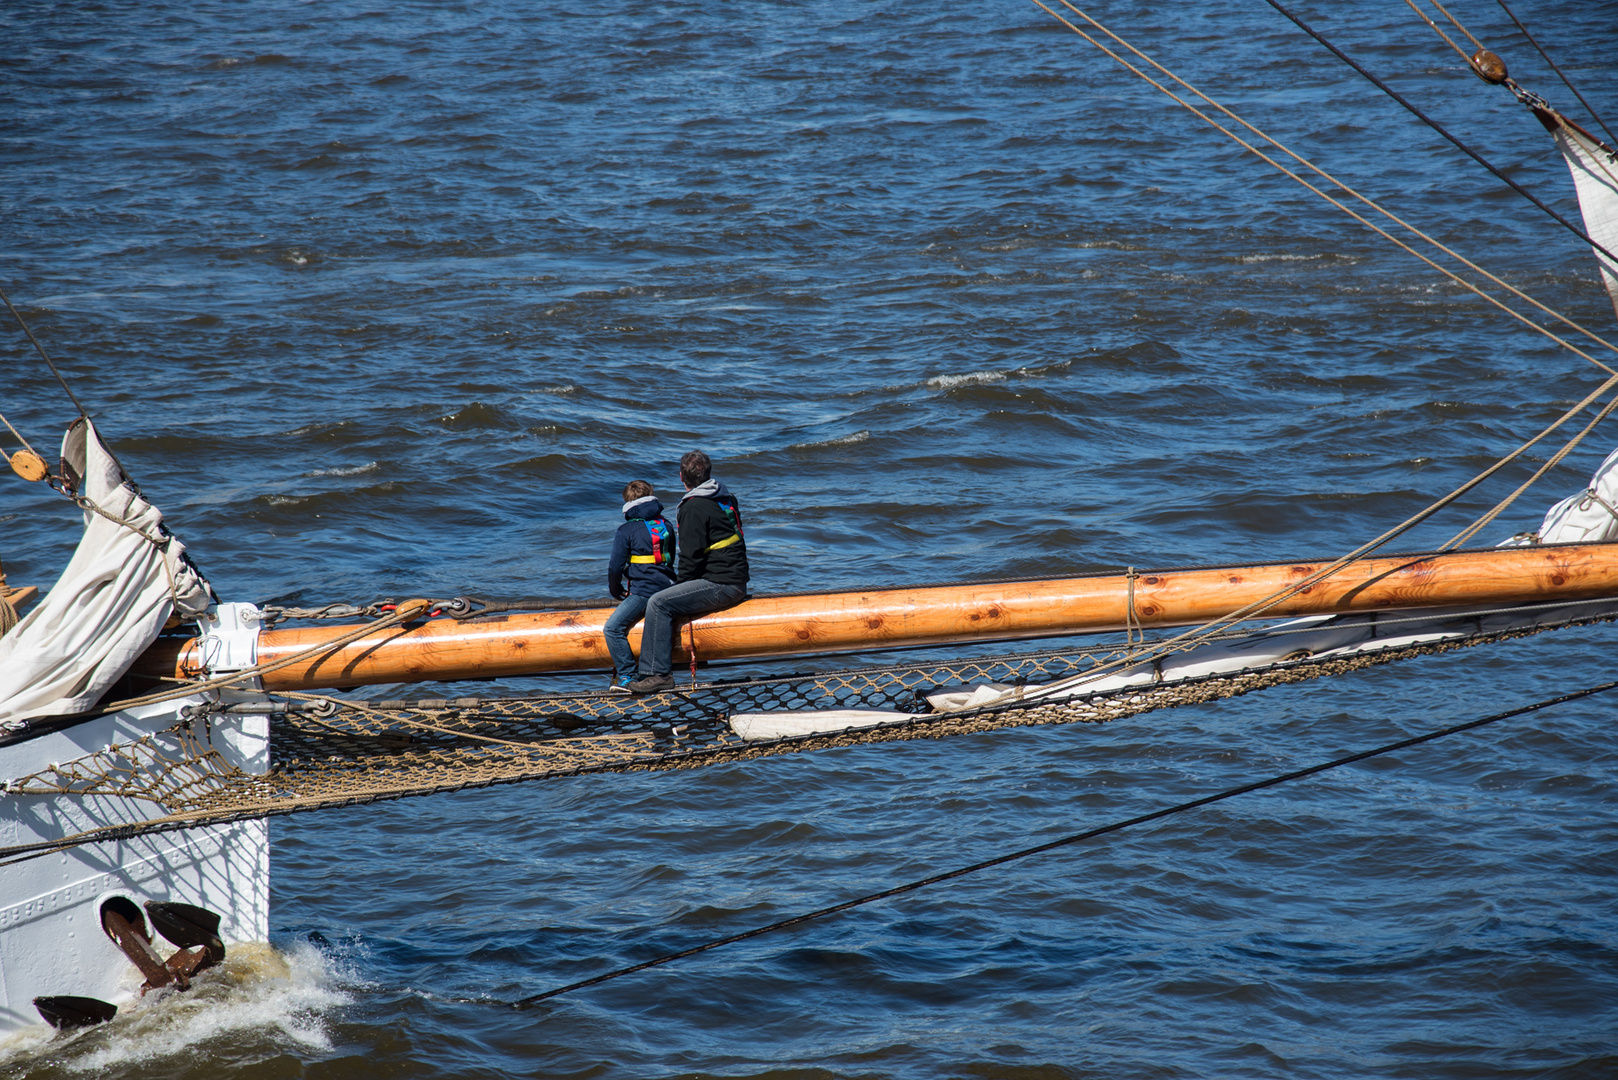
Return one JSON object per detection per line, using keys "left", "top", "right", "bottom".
{"left": 625, "top": 450, "right": 749, "bottom": 694}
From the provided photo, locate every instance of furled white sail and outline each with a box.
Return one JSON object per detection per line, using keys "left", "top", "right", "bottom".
{"left": 0, "top": 419, "right": 211, "bottom": 724}
{"left": 1544, "top": 108, "right": 1618, "bottom": 321}
{"left": 1532, "top": 443, "right": 1618, "bottom": 545}
{"left": 1492, "top": 442, "right": 1618, "bottom": 547}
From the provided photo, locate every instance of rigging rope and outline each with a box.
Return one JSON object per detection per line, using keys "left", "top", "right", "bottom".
{"left": 1257, "top": 0, "right": 1618, "bottom": 272}
{"left": 1010, "top": 0, "right": 1618, "bottom": 709}
{"left": 1494, "top": 0, "right": 1618, "bottom": 147}
{"left": 0, "top": 410, "right": 42, "bottom": 461}
{"left": 1031, "top": 0, "right": 1618, "bottom": 376}
{"left": 1444, "top": 384, "right": 1618, "bottom": 549}
{"left": 1424, "top": 0, "right": 1486, "bottom": 53}
{"left": 0, "top": 283, "right": 89, "bottom": 419}
{"left": 505, "top": 676, "right": 1618, "bottom": 1008}
{"left": 969, "top": 349, "right": 1618, "bottom": 712}
{"left": 1401, "top": 0, "right": 1478, "bottom": 67}
{"left": 6, "top": 599, "right": 1614, "bottom": 867}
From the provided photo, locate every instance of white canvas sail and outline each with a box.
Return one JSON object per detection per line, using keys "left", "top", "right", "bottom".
{"left": 0, "top": 418, "right": 211, "bottom": 724}
{"left": 1541, "top": 107, "right": 1618, "bottom": 321}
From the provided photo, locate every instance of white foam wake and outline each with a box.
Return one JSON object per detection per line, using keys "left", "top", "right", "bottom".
{"left": 0, "top": 939, "right": 354, "bottom": 1074}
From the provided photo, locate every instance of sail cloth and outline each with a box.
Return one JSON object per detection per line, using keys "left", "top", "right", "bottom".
{"left": 1505, "top": 443, "right": 1618, "bottom": 546}
{"left": 0, "top": 419, "right": 211, "bottom": 725}
{"left": 1537, "top": 107, "right": 1618, "bottom": 321}
{"left": 1493, "top": 442, "right": 1618, "bottom": 547}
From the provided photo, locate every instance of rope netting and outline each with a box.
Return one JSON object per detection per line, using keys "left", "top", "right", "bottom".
{"left": 7, "top": 608, "right": 1612, "bottom": 863}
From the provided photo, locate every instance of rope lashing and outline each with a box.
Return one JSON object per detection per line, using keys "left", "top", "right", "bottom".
{"left": 1578, "top": 487, "right": 1618, "bottom": 523}
{"left": 259, "top": 596, "right": 563, "bottom": 626}
{"left": 98, "top": 599, "right": 435, "bottom": 714}
{"left": 687, "top": 621, "right": 700, "bottom": 685}
{"left": 505, "top": 677, "right": 1618, "bottom": 1009}
{"left": 1124, "top": 566, "right": 1142, "bottom": 647}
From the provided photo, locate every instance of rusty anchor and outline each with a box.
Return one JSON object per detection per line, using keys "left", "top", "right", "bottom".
{"left": 98, "top": 897, "right": 226, "bottom": 995}
{"left": 33, "top": 899, "right": 228, "bottom": 1031}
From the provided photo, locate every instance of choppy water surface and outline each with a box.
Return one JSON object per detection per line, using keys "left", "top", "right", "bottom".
{"left": 4, "top": 1, "right": 1618, "bottom": 1076}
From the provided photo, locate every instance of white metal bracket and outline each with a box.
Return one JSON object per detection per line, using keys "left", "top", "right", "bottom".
{"left": 193, "top": 602, "right": 264, "bottom": 688}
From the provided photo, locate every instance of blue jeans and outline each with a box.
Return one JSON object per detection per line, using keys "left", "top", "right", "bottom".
{"left": 603, "top": 593, "right": 651, "bottom": 683}
{"left": 638, "top": 580, "right": 747, "bottom": 677}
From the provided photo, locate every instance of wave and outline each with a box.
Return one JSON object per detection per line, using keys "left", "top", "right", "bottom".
{"left": 438, "top": 402, "right": 522, "bottom": 430}
{"left": 304, "top": 461, "right": 380, "bottom": 478}
{"left": 787, "top": 430, "right": 871, "bottom": 451}
{"left": 926, "top": 370, "right": 1005, "bottom": 389}
{"left": 1230, "top": 252, "right": 1355, "bottom": 264}
{"left": 910, "top": 359, "right": 1074, "bottom": 392}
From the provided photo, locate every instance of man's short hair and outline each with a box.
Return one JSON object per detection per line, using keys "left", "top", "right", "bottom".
{"left": 680, "top": 450, "right": 712, "bottom": 487}
{"left": 622, "top": 479, "right": 655, "bottom": 502}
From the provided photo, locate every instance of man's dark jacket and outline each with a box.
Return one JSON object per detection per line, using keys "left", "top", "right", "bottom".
{"left": 676, "top": 479, "right": 749, "bottom": 586}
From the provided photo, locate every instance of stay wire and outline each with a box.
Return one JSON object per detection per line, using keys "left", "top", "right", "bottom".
{"left": 508, "top": 677, "right": 1618, "bottom": 1009}
{"left": 1259, "top": 0, "right": 1618, "bottom": 271}
{"left": 1, "top": 283, "right": 89, "bottom": 419}
{"left": 978, "top": 0, "right": 1618, "bottom": 710}
{"left": 1494, "top": 0, "right": 1618, "bottom": 148}
{"left": 1034, "top": 0, "right": 1618, "bottom": 374}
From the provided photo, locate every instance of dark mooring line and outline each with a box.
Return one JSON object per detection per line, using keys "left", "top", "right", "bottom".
{"left": 509, "top": 677, "right": 1618, "bottom": 1010}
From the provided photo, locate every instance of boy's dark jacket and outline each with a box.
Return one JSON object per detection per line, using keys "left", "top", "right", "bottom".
{"left": 607, "top": 496, "right": 677, "bottom": 599}
{"left": 676, "top": 479, "right": 750, "bottom": 586}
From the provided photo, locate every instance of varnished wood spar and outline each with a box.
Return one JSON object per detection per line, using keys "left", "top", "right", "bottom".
{"left": 136, "top": 543, "right": 1618, "bottom": 691}
{"left": 1, "top": 585, "right": 39, "bottom": 611}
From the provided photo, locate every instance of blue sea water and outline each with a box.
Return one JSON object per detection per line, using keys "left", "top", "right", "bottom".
{"left": 3, "top": 0, "right": 1618, "bottom": 1076}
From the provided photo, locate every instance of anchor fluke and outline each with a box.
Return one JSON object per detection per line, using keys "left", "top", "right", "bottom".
{"left": 144, "top": 901, "right": 226, "bottom": 984}
{"left": 145, "top": 901, "right": 224, "bottom": 954}
{"left": 33, "top": 995, "right": 117, "bottom": 1030}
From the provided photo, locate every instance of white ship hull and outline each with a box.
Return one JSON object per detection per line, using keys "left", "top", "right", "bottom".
{"left": 0, "top": 697, "right": 270, "bottom": 1035}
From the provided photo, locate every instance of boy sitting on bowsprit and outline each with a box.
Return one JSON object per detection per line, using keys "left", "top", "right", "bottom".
{"left": 625, "top": 450, "right": 749, "bottom": 694}
{"left": 604, "top": 480, "right": 677, "bottom": 692}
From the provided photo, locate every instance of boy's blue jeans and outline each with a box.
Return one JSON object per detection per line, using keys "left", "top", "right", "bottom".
{"left": 603, "top": 593, "right": 651, "bottom": 684}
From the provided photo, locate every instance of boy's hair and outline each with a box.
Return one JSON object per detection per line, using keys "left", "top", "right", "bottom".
{"left": 680, "top": 450, "right": 712, "bottom": 487}
{"left": 622, "top": 479, "right": 655, "bottom": 502}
